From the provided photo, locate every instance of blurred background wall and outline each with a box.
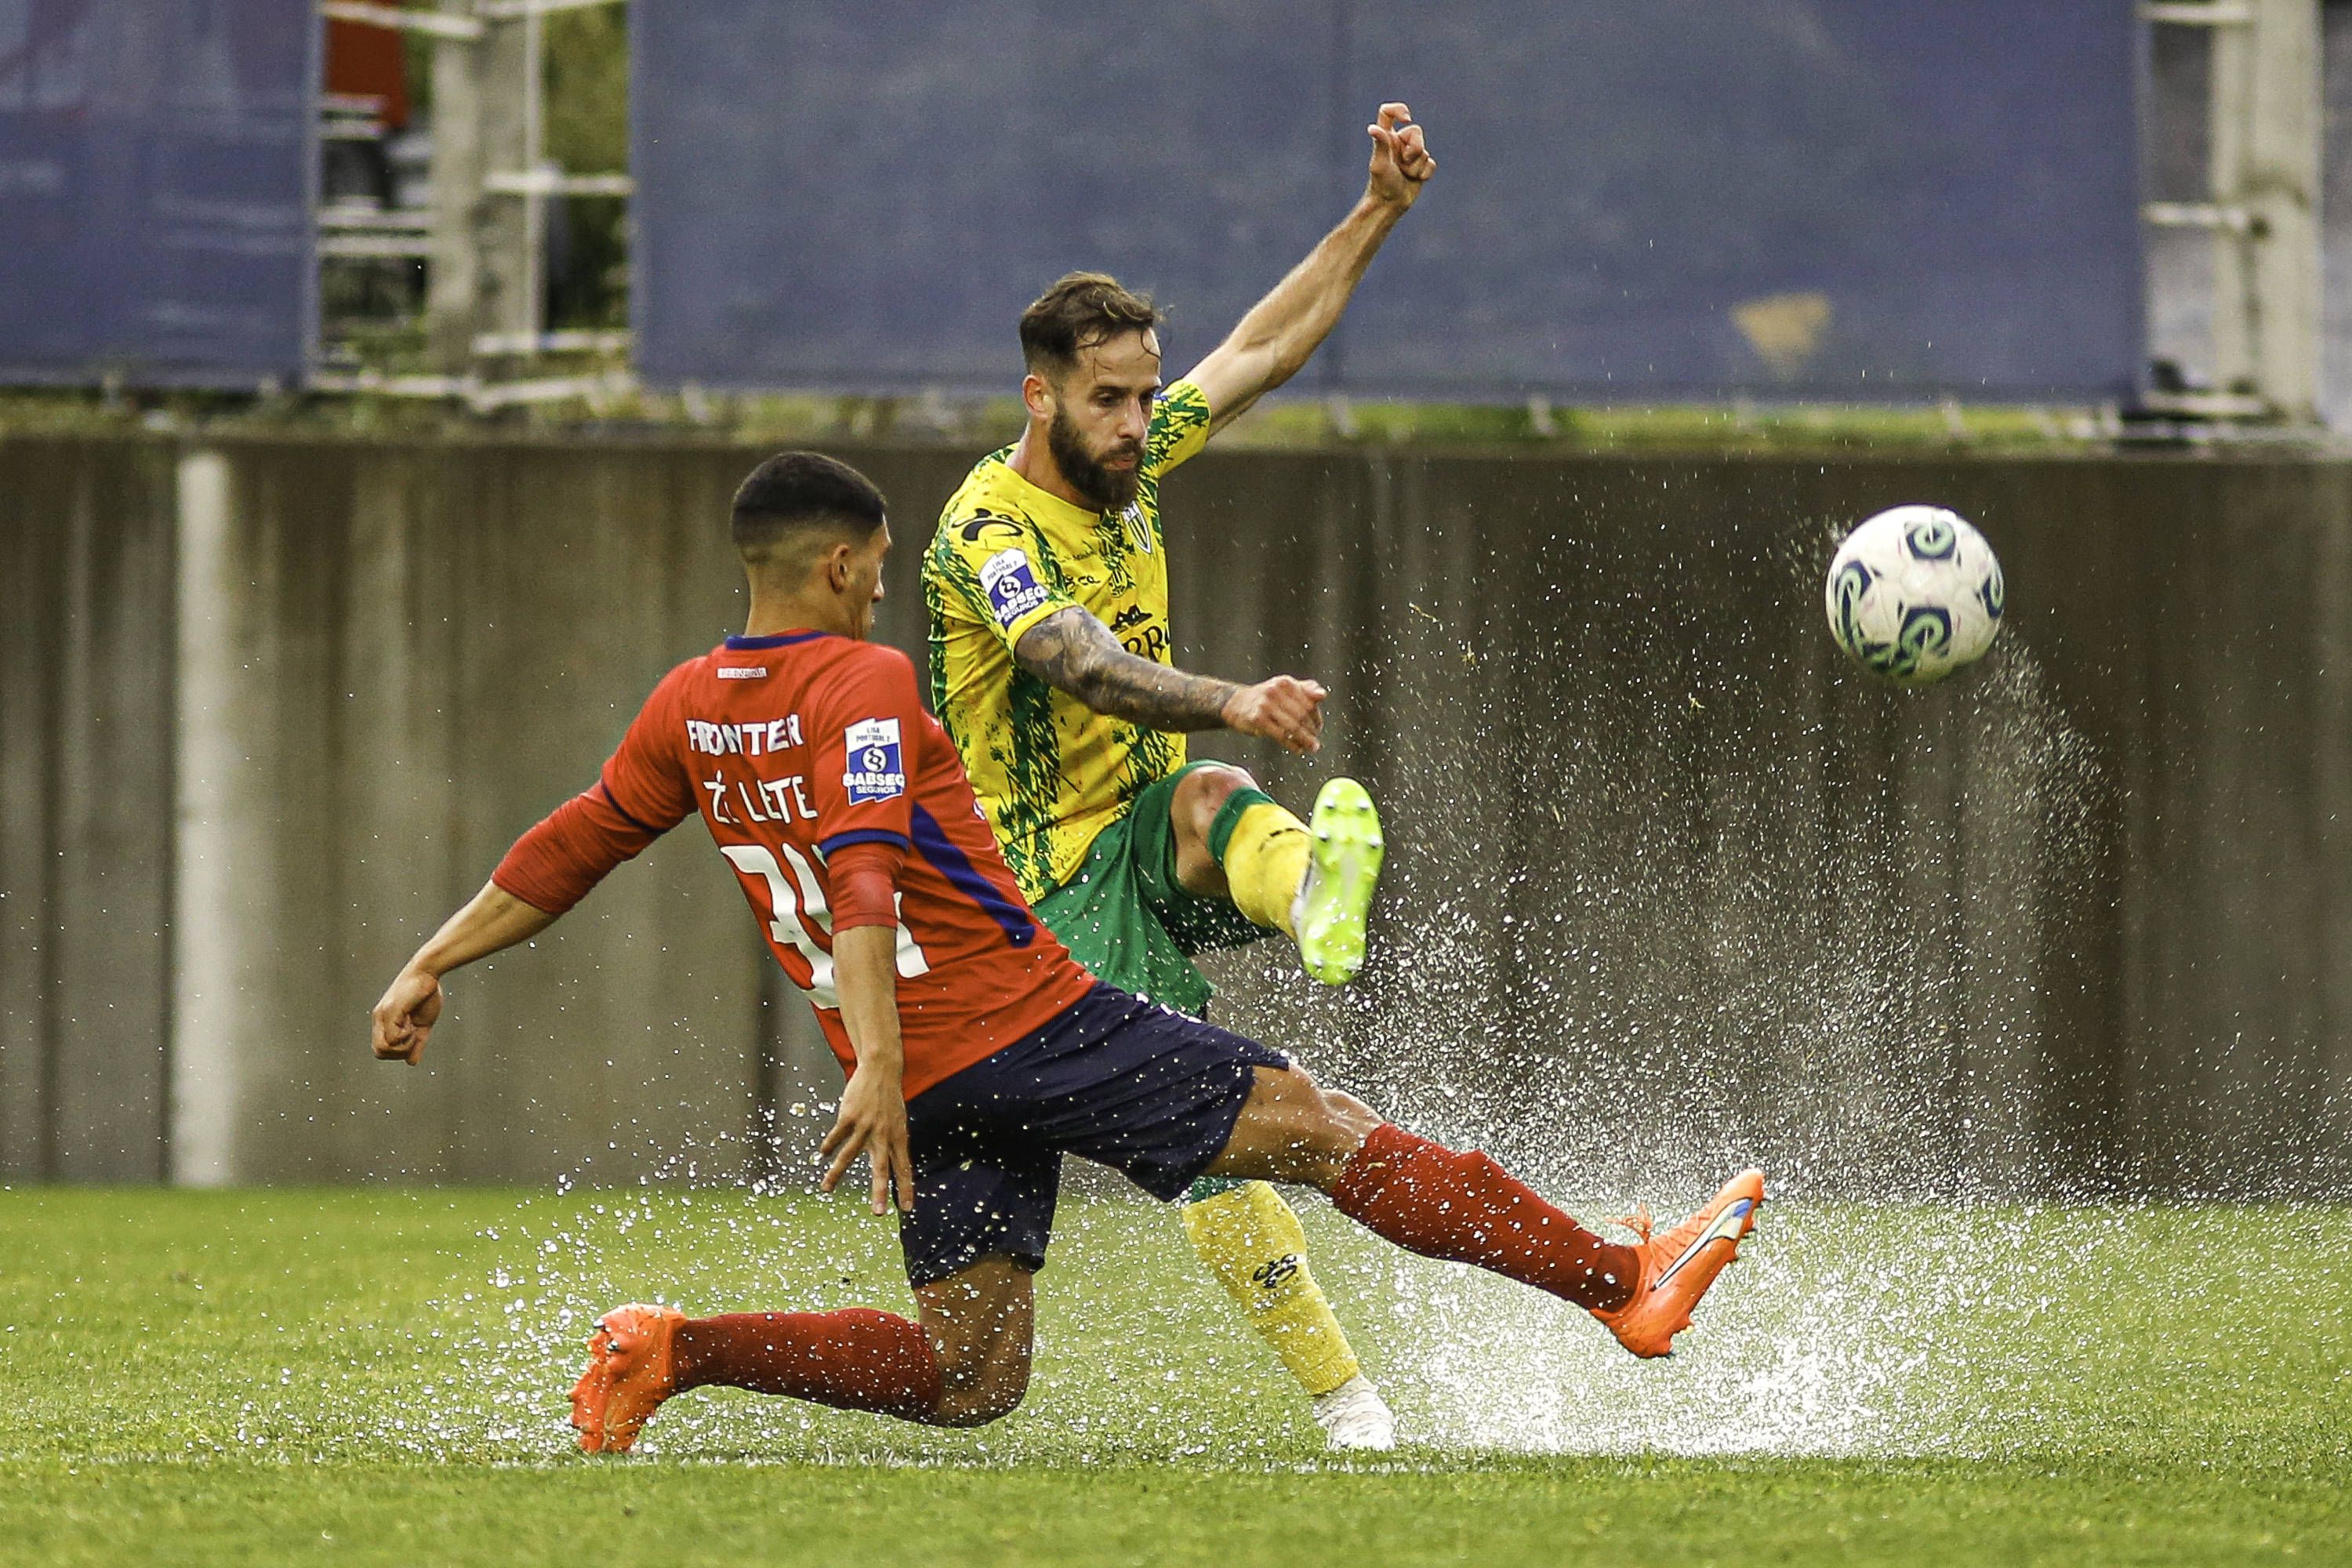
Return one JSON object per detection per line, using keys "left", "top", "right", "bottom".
{"left": 630, "top": 0, "right": 2141, "bottom": 401}
{"left": 0, "top": 0, "right": 2163, "bottom": 401}
{"left": 0, "top": 0, "right": 318, "bottom": 385}
{"left": 4, "top": 433, "right": 2347, "bottom": 1198}
{"left": 38, "top": 1, "right": 2352, "bottom": 416}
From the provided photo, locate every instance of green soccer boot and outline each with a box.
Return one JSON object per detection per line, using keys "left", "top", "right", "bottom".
{"left": 1293, "top": 777, "right": 1385, "bottom": 985}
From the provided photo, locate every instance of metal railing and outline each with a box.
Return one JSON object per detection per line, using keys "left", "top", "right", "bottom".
{"left": 314, "top": 0, "right": 634, "bottom": 400}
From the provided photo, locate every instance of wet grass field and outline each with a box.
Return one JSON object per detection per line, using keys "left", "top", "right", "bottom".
{"left": 4, "top": 1187, "right": 2347, "bottom": 1566}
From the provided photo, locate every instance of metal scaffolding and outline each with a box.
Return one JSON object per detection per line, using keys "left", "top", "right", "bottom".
{"left": 314, "top": 0, "right": 633, "bottom": 402}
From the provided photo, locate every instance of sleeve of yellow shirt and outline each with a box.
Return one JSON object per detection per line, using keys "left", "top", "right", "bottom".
{"left": 930, "top": 509, "right": 1081, "bottom": 653}
{"left": 1146, "top": 379, "right": 1213, "bottom": 477}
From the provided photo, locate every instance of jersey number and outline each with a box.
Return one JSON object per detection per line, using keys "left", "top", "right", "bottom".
{"left": 719, "top": 843, "right": 930, "bottom": 1009}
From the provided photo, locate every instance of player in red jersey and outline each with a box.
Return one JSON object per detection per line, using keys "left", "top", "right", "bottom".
{"left": 369, "top": 452, "right": 1766, "bottom": 1448}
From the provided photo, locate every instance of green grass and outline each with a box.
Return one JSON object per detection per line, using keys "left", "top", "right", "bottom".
{"left": 3, "top": 1188, "right": 2347, "bottom": 1566}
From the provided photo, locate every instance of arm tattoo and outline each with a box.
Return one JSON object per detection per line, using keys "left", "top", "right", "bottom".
{"left": 1014, "top": 607, "right": 1238, "bottom": 731}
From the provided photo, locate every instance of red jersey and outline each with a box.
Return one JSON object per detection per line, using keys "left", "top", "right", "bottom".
{"left": 493, "top": 630, "right": 1096, "bottom": 1097}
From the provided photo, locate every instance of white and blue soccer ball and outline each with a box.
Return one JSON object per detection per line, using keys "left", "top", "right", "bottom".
{"left": 1824, "top": 505, "right": 2004, "bottom": 685}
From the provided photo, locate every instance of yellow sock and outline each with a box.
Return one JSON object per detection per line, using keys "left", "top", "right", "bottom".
{"left": 1219, "top": 800, "right": 1310, "bottom": 937}
{"left": 1181, "top": 1181, "right": 1363, "bottom": 1397}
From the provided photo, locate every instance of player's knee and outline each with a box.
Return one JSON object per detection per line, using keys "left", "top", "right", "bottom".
{"left": 931, "top": 1356, "right": 1030, "bottom": 1427}
{"left": 914, "top": 1257, "right": 1033, "bottom": 1426}
{"left": 1172, "top": 764, "right": 1254, "bottom": 838}
{"left": 1265, "top": 1065, "right": 1379, "bottom": 1176}
{"left": 932, "top": 1391, "right": 1024, "bottom": 1427}
{"left": 1190, "top": 762, "right": 1257, "bottom": 796}
{"left": 1301, "top": 1076, "right": 1379, "bottom": 1155}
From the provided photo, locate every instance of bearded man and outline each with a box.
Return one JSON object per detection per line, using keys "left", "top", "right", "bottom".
{"left": 920, "top": 104, "right": 1437, "bottom": 1450}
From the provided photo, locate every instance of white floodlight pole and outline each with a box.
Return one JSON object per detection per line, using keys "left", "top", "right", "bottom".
{"left": 423, "top": 1, "right": 534, "bottom": 368}
{"left": 519, "top": 4, "right": 546, "bottom": 354}
{"left": 329, "top": 0, "right": 632, "bottom": 381}
{"left": 443, "top": 0, "right": 635, "bottom": 367}
{"left": 2207, "top": 0, "right": 2321, "bottom": 419}
{"left": 2145, "top": 0, "right": 2321, "bottom": 420}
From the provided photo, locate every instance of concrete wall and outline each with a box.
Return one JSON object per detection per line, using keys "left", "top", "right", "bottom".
{"left": 159, "top": 439, "right": 802, "bottom": 1184}
{"left": 0, "top": 438, "right": 176, "bottom": 1181}
{"left": 3, "top": 433, "right": 2349, "bottom": 1196}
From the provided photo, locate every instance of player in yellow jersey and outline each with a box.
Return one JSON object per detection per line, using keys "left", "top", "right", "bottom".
{"left": 923, "top": 104, "right": 1435, "bottom": 1450}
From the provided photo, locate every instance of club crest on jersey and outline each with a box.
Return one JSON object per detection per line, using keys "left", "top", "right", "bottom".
{"left": 979, "top": 547, "right": 1051, "bottom": 629}
{"left": 956, "top": 512, "right": 1023, "bottom": 546}
{"left": 842, "top": 717, "right": 906, "bottom": 804}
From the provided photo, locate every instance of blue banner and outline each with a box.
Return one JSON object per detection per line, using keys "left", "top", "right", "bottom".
{"left": 634, "top": 2, "right": 2141, "bottom": 401}
{"left": 0, "top": 0, "right": 316, "bottom": 387}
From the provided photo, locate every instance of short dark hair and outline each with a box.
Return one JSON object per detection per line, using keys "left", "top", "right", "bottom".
{"left": 730, "top": 451, "right": 887, "bottom": 557}
{"left": 1019, "top": 271, "right": 1163, "bottom": 377}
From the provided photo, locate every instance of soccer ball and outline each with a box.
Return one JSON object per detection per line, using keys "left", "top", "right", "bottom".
{"left": 1824, "top": 505, "right": 2004, "bottom": 685}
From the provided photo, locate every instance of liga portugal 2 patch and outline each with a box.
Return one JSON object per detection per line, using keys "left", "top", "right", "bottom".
{"left": 979, "top": 547, "right": 1051, "bottom": 628}
{"left": 843, "top": 718, "right": 907, "bottom": 804}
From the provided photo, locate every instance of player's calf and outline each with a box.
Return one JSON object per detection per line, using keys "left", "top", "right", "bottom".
{"left": 1180, "top": 1178, "right": 1392, "bottom": 1447}
{"left": 572, "top": 1303, "right": 945, "bottom": 1453}
{"left": 570, "top": 1258, "right": 1036, "bottom": 1451}
{"left": 1329, "top": 1126, "right": 1762, "bottom": 1357}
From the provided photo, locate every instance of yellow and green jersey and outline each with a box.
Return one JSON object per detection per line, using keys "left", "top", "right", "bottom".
{"left": 922, "top": 379, "right": 1213, "bottom": 902}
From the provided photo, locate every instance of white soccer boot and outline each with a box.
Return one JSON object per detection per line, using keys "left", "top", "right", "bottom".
{"left": 1310, "top": 1373, "right": 1397, "bottom": 1452}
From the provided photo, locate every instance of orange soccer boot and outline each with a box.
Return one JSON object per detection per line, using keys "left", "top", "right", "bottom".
{"left": 571, "top": 1302, "right": 684, "bottom": 1453}
{"left": 1589, "top": 1167, "right": 1766, "bottom": 1359}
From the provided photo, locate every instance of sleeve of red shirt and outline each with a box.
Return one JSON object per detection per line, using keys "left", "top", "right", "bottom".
{"left": 492, "top": 662, "right": 700, "bottom": 914}
{"left": 807, "top": 645, "right": 924, "bottom": 925}
{"left": 809, "top": 644, "right": 922, "bottom": 853}
{"left": 827, "top": 840, "right": 907, "bottom": 931}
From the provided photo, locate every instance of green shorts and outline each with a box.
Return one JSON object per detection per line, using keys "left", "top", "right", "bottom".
{"left": 1033, "top": 762, "right": 1268, "bottom": 1018}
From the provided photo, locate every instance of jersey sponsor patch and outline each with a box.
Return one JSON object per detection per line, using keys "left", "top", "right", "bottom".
{"left": 716, "top": 666, "right": 767, "bottom": 680}
{"left": 843, "top": 717, "right": 906, "bottom": 804}
{"left": 978, "top": 547, "right": 1053, "bottom": 629}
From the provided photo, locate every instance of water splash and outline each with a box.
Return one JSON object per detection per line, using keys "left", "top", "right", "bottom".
{"left": 1203, "top": 512, "right": 2114, "bottom": 1205}
{"left": 1359, "top": 1202, "right": 2060, "bottom": 1457}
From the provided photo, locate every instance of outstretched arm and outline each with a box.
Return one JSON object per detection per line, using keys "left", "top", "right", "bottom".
{"left": 1014, "top": 606, "right": 1328, "bottom": 754}
{"left": 1185, "top": 103, "right": 1436, "bottom": 435}
{"left": 371, "top": 882, "right": 557, "bottom": 1065}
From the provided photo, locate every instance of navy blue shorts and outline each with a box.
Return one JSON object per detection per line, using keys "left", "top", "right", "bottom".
{"left": 897, "top": 982, "right": 1288, "bottom": 1287}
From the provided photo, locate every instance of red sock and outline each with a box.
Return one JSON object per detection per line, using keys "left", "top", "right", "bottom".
{"left": 671, "top": 1308, "right": 942, "bottom": 1422}
{"left": 1332, "top": 1123, "right": 1639, "bottom": 1312}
